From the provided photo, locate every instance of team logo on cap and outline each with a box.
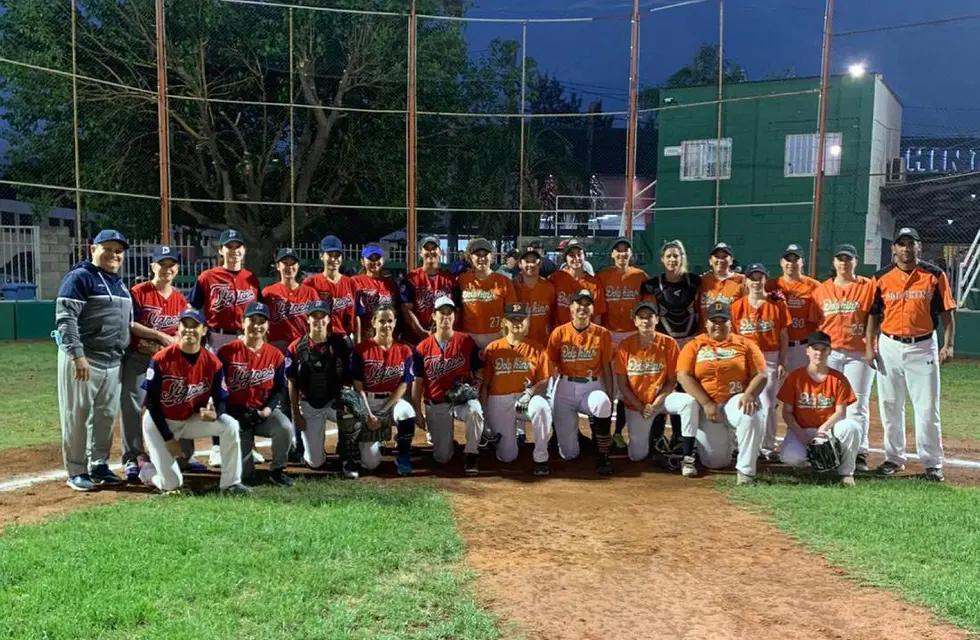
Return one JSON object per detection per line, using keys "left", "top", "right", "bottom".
{"left": 899, "top": 227, "right": 912, "bottom": 234}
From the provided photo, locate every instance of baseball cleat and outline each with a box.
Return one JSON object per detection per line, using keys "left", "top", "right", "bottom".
{"left": 395, "top": 452, "right": 413, "bottom": 477}
{"left": 287, "top": 446, "right": 304, "bottom": 465}
{"left": 178, "top": 457, "right": 207, "bottom": 473}
{"left": 478, "top": 431, "right": 501, "bottom": 451}
{"left": 854, "top": 453, "right": 870, "bottom": 473}
{"left": 840, "top": 475, "right": 856, "bottom": 487}
{"left": 66, "top": 474, "right": 97, "bottom": 492}
{"left": 221, "top": 483, "right": 253, "bottom": 496}
{"left": 876, "top": 461, "right": 905, "bottom": 476}
{"left": 596, "top": 454, "right": 614, "bottom": 476}
{"left": 124, "top": 461, "right": 141, "bottom": 483}
{"left": 464, "top": 453, "right": 480, "bottom": 476}
{"left": 923, "top": 467, "right": 945, "bottom": 482}
{"left": 681, "top": 455, "right": 698, "bottom": 478}
{"left": 736, "top": 471, "right": 754, "bottom": 485}
{"left": 532, "top": 461, "right": 551, "bottom": 477}
{"left": 341, "top": 460, "right": 360, "bottom": 480}
{"left": 268, "top": 468, "right": 295, "bottom": 487}
{"left": 208, "top": 445, "right": 222, "bottom": 467}
{"left": 89, "top": 464, "right": 122, "bottom": 485}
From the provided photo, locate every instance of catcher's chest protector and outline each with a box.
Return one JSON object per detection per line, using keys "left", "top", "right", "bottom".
{"left": 297, "top": 338, "right": 342, "bottom": 408}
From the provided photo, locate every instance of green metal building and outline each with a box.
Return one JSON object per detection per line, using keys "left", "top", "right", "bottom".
{"left": 635, "top": 74, "right": 902, "bottom": 276}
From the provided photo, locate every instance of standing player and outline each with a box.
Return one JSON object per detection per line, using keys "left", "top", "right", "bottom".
{"left": 262, "top": 248, "right": 319, "bottom": 353}
{"left": 547, "top": 289, "right": 615, "bottom": 475}
{"left": 697, "top": 241, "right": 745, "bottom": 331}
{"left": 778, "top": 331, "right": 862, "bottom": 486}
{"left": 55, "top": 229, "right": 132, "bottom": 490}
{"left": 549, "top": 239, "right": 606, "bottom": 326}
{"left": 139, "top": 309, "right": 249, "bottom": 495}
{"left": 676, "top": 301, "right": 767, "bottom": 484}
{"left": 597, "top": 236, "right": 648, "bottom": 449}
{"left": 512, "top": 245, "right": 556, "bottom": 347}
{"left": 481, "top": 303, "right": 554, "bottom": 475}
{"left": 305, "top": 235, "right": 356, "bottom": 340}
{"left": 867, "top": 227, "right": 956, "bottom": 481}
{"left": 614, "top": 301, "right": 697, "bottom": 472}
{"left": 400, "top": 236, "right": 455, "bottom": 345}
{"left": 767, "top": 243, "right": 821, "bottom": 371}
{"left": 351, "top": 244, "right": 399, "bottom": 343}
{"left": 121, "top": 245, "right": 190, "bottom": 482}
{"left": 217, "top": 303, "right": 294, "bottom": 487}
{"left": 809, "top": 244, "right": 876, "bottom": 471}
{"left": 530, "top": 240, "right": 558, "bottom": 278}
{"left": 351, "top": 305, "right": 418, "bottom": 476}
{"left": 412, "top": 296, "right": 485, "bottom": 474}
{"left": 455, "top": 238, "right": 517, "bottom": 349}
{"left": 731, "top": 263, "right": 791, "bottom": 460}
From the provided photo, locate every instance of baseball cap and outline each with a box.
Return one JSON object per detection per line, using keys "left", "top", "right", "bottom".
{"left": 710, "top": 241, "right": 733, "bottom": 257}
{"left": 570, "top": 288, "right": 594, "bottom": 304}
{"left": 244, "top": 302, "right": 270, "bottom": 319}
{"left": 782, "top": 243, "right": 803, "bottom": 258}
{"left": 612, "top": 236, "right": 632, "bottom": 250}
{"left": 92, "top": 229, "right": 129, "bottom": 249}
{"left": 361, "top": 244, "right": 384, "bottom": 259}
{"left": 178, "top": 308, "right": 206, "bottom": 326}
{"left": 807, "top": 330, "right": 832, "bottom": 348}
{"left": 563, "top": 238, "right": 584, "bottom": 255}
{"left": 275, "top": 247, "right": 299, "bottom": 262}
{"left": 705, "top": 301, "right": 731, "bottom": 321}
{"left": 307, "top": 299, "right": 331, "bottom": 316}
{"left": 320, "top": 235, "right": 343, "bottom": 253}
{"left": 151, "top": 245, "right": 179, "bottom": 264}
{"left": 466, "top": 237, "right": 493, "bottom": 254}
{"left": 745, "top": 263, "right": 769, "bottom": 277}
{"left": 520, "top": 245, "right": 542, "bottom": 260}
{"left": 504, "top": 302, "right": 530, "bottom": 319}
{"left": 420, "top": 236, "right": 440, "bottom": 249}
{"left": 632, "top": 300, "right": 661, "bottom": 316}
{"left": 433, "top": 295, "right": 455, "bottom": 311}
{"left": 219, "top": 229, "right": 245, "bottom": 246}
{"left": 894, "top": 227, "right": 920, "bottom": 243}
{"left": 834, "top": 244, "right": 858, "bottom": 259}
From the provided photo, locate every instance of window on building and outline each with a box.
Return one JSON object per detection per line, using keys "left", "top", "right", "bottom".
{"left": 784, "top": 132, "right": 842, "bottom": 177}
{"left": 680, "top": 138, "right": 732, "bottom": 181}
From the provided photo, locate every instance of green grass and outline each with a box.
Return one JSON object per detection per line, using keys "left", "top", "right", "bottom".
{"left": 0, "top": 481, "right": 499, "bottom": 640}
{"left": 730, "top": 475, "right": 980, "bottom": 633}
{"left": 0, "top": 340, "right": 59, "bottom": 450}
{"left": 933, "top": 360, "right": 980, "bottom": 442}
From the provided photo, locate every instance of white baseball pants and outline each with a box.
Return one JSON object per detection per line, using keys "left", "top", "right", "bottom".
{"left": 760, "top": 351, "right": 781, "bottom": 454}
{"left": 485, "top": 393, "right": 553, "bottom": 463}
{"left": 779, "top": 418, "right": 862, "bottom": 477}
{"left": 687, "top": 393, "right": 765, "bottom": 477}
{"left": 425, "top": 399, "right": 484, "bottom": 463}
{"left": 359, "top": 396, "right": 416, "bottom": 470}
{"left": 827, "top": 349, "right": 875, "bottom": 454}
{"left": 552, "top": 378, "right": 611, "bottom": 460}
{"left": 57, "top": 350, "right": 122, "bottom": 477}
{"left": 141, "top": 412, "right": 242, "bottom": 490}
{"left": 624, "top": 392, "right": 698, "bottom": 461}
{"left": 296, "top": 401, "right": 338, "bottom": 470}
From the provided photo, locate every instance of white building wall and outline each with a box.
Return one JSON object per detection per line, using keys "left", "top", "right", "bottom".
{"left": 864, "top": 75, "right": 903, "bottom": 268}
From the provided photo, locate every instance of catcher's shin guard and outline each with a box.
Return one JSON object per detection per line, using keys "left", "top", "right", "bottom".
{"left": 396, "top": 417, "right": 416, "bottom": 455}
{"left": 337, "top": 414, "right": 363, "bottom": 466}
{"left": 614, "top": 400, "right": 626, "bottom": 435}
{"left": 592, "top": 416, "right": 612, "bottom": 455}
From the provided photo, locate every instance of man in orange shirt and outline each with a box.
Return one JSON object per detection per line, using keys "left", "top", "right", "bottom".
{"left": 549, "top": 239, "right": 606, "bottom": 326}
{"left": 455, "top": 237, "right": 517, "bottom": 349}
{"left": 676, "top": 301, "right": 767, "bottom": 484}
{"left": 697, "top": 241, "right": 745, "bottom": 332}
{"left": 777, "top": 330, "right": 862, "bottom": 485}
{"left": 867, "top": 227, "right": 956, "bottom": 481}
{"left": 513, "top": 245, "right": 557, "bottom": 346}
{"left": 547, "top": 289, "right": 614, "bottom": 474}
{"left": 767, "top": 243, "right": 821, "bottom": 371}
{"left": 614, "top": 301, "right": 697, "bottom": 472}
{"left": 481, "top": 303, "right": 554, "bottom": 475}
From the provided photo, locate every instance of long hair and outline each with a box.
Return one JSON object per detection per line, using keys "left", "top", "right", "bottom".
{"left": 661, "top": 239, "right": 689, "bottom": 275}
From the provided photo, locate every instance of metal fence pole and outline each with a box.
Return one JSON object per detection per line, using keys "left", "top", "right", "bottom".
{"left": 406, "top": 0, "right": 418, "bottom": 267}
{"left": 712, "top": 0, "right": 725, "bottom": 244}
{"left": 518, "top": 21, "right": 527, "bottom": 237}
{"left": 70, "top": 0, "right": 83, "bottom": 254}
{"left": 624, "top": 0, "right": 641, "bottom": 240}
{"left": 289, "top": 8, "right": 296, "bottom": 246}
{"left": 810, "top": 0, "right": 835, "bottom": 275}
{"left": 155, "top": 0, "right": 172, "bottom": 244}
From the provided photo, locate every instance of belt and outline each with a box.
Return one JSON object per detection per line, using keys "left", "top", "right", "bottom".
{"left": 788, "top": 339, "right": 808, "bottom": 347}
{"left": 367, "top": 392, "right": 390, "bottom": 400}
{"left": 211, "top": 328, "right": 240, "bottom": 335}
{"left": 883, "top": 332, "right": 932, "bottom": 345}
{"left": 425, "top": 399, "right": 449, "bottom": 407}
{"left": 562, "top": 375, "right": 597, "bottom": 383}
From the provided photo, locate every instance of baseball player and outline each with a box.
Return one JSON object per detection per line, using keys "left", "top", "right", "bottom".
{"left": 121, "top": 245, "right": 196, "bottom": 482}
{"left": 480, "top": 303, "right": 554, "bottom": 475}
{"left": 262, "top": 248, "right": 320, "bottom": 353}
{"left": 867, "top": 227, "right": 956, "bottom": 482}
{"left": 455, "top": 237, "right": 518, "bottom": 349}
{"left": 676, "top": 301, "right": 767, "bottom": 484}
{"left": 530, "top": 240, "right": 559, "bottom": 278}
{"left": 512, "top": 245, "right": 557, "bottom": 347}
{"left": 597, "top": 236, "right": 648, "bottom": 449}
{"left": 217, "top": 303, "right": 294, "bottom": 487}
{"left": 351, "top": 304, "right": 417, "bottom": 476}
{"left": 549, "top": 239, "right": 606, "bottom": 326}
{"left": 731, "top": 263, "right": 791, "bottom": 460}
{"left": 697, "top": 241, "right": 745, "bottom": 332}
{"left": 777, "top": 330, "right": 862, "bottom": 486}
{"left": 412, "top": 296, "right": 485, "bottom": 474}
{"left": 351, "top": 243, "right": 399, "bottom": 343}
{"left": 614, "top": 301, "right": 697, "bottom": 472}
{"left": 305, "top": 235, "right": 357, "bottom": 339}
{"left": 547, "top": 289, "right": 615, "bottom": 475}
{"left": 400, "top": 236, "right": 456, "bottom": 345}
{"left": 55, "top": 229, "right": 133, "bottom": 491}
{"left": 286, "top": 300, "right": 358, "bottom": 477}
{"left": 138, "top": 308, "right": 250, "bottom": 495}
{"left": 809, "top": 244, "right": 877, "bottom": 472}
{"left": 766, "top": 243, "right": 821, "bottom": 371}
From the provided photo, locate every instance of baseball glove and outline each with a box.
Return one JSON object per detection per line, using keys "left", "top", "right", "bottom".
{"left": 136, "top": 338, "right": 163, "bottom": 356}
{"left": 806, "top": 433, "right": 843, "bottom": 472}
{"left": 336, "top": 386, "right": 368, "bottom": 421}
{"left": 652, "top": 435, "right": 685, "bottom": 471}
{"left": 236, "top": 408, "right": 265, "bottom": 431}
{"left": 514, "top": 389, "right": 533, "bottom": 415}
{"left": 446, "top": 380, "right": 479, "bottom": 406}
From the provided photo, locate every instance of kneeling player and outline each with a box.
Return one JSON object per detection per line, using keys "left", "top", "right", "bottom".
{"left": 777, "top": 331, "right": 862, "bottom": 485}
{"left": 676, "top": 302, "right": 767, "bottom": 484}
{"left": 614, "top": 301, "right": 697, "bottom": 471}
{"left": 140, "top": 309, "right": 249, "bottom": 495}
{"left": 481, "top": 303, "right": 554, "bottom": 475}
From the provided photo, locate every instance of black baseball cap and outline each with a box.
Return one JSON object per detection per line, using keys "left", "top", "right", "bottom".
{"left": 420, "top": 236, "right": 440, "bottom": 249}
{"left": 782, "top": 243, "right": 803, "bottom": 258}
{"left": 504, "top": 302, "right": 530, "bottom": 319}
{"left": 632, "top": 300, "right": 661, "bottom": 316}
{"left": 466, "top": 237, "right": 493, "bottom": 254}
{"left": 308, "top": 299, "right": 331, "bottom": 316}
{"left": 563, "top": 238, "right": 584, "bottom": 255}
{"left": 276, "top": 247, "right": 299, "bottom": 262}
{"left": 520, "top": 245, "right": 542, "bottom": 260}
{"left": 745, "top": 263, "right": 769, "bottom": 277}
{"left": 244, "top": 302, "right": 270, "bottom": 319}
{"left": 894, "top": 227, "right": 920, "bottom": 243}
{"left": 834, "top": 244, "right": 858, "bottom": 259}
{"left": 705, "top": 301, "right": 731, "bottom": 321}
{"left": 807, "top": 331, "right": 832, "bottom": 347}
{"left": 152, "top": 245, "right": 180, "bottom": 264}
{"left": 612, "top": 236, "right": 632, "bottom": 250}
{"left": 570, "top": 288, "right": 594, "bottom": 304}
{"left": 710, "top": 242, "right": 733, "bottom": 257}
{"left": 219, "top": 229, "right": 245, "bottom": 246}
{"left": 93, "top": 229, "right": 130, "bottom": 249}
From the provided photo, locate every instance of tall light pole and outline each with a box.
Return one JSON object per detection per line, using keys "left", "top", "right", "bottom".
{"left": 809, "top": 0, "right": 835, "bottom": 274}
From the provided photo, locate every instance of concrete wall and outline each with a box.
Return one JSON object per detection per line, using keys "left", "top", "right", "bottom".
{"left": 38, "top": 225, "right": 73, "bottom": 300}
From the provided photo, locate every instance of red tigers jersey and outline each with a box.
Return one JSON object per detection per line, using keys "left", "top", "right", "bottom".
{"left": 145, "top": 344, "right": 226, "bottom": 421}
{"left": 217, "top": 340, "right": 286, "bottom": 410}
{"left": 400, "top": 267, "right": 456, "bottom": 332}
{"left": 190, "top": 266, "right": 260, "bottom": 332}
{"left": 351, "top": 274, "right": 400, "bottom": 321}
{"left": 351, "top": 339, "right": 415, "bottom": 393}
{"left": 305, "top": 273, "right": 356, "bottom": 336}
{"left": 412, "top": 332, "right": 482, "bottom": 403}
{"left": 261, "top": 282, "right": 321, "bottom": 346}
{"left": 129, "top": 282, "right": 187, "bottom": 351}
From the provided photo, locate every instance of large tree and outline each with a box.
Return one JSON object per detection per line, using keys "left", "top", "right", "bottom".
{"left": 664, "top": 43, "right": 747, "bottom": 89}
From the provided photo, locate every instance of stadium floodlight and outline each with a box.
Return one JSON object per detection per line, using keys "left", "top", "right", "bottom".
{"left": 829, "top": 144, "right": 842, "bottom": 157}
{"left": 847, "top": 63, "right": 866, "bottom": 78}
